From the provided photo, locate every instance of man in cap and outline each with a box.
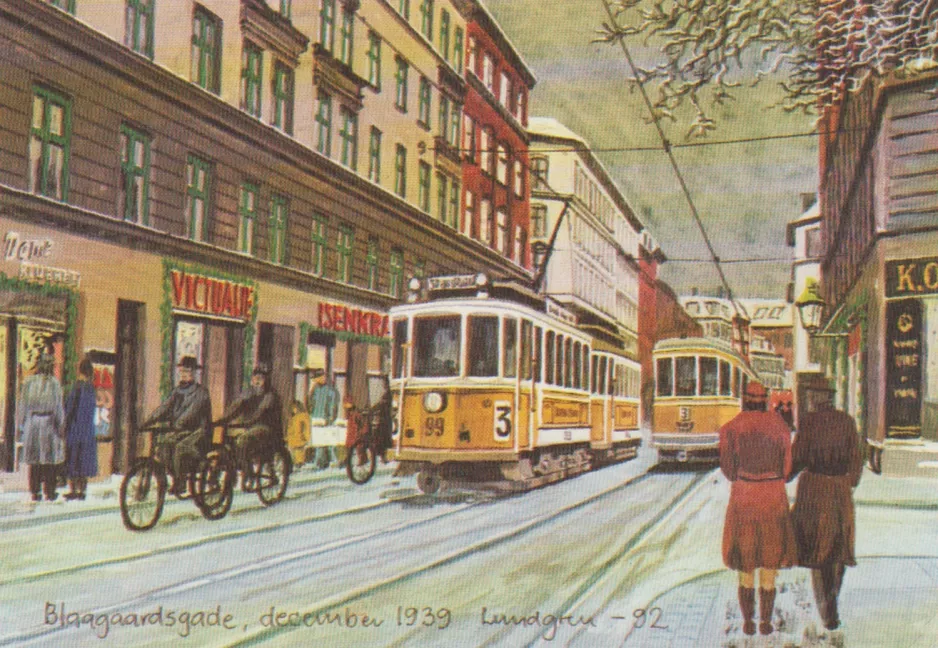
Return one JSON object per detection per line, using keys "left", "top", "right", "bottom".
{"left": 141, "top": 356, "right": 212, "bottom": 495}
{"left": 789, "top": 388, "right": 862, "bottom": 632}
{"left": 308, "top": 368, "right": 340, "bottom": 469}
{"left": 214, "top": 363, "right": 283, "bottom": 482}
{"left": 720, "top": 381, "right": 797, "bottom": 636}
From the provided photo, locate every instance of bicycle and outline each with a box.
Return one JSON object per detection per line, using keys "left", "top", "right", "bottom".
{"left": 344, "top": 406, "right": 389, "bottom": 485}
{"left": 220, "top": 424, "right": 292, "bottom": 506}
{"left": 119, "top": 424, "right": 235, "bottom": 531}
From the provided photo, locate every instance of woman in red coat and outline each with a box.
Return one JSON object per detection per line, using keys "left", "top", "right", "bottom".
{"left": 720, "top": 381, "right": 797, "bottom": 635}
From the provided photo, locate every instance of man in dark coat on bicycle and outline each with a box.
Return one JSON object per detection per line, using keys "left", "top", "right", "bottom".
{"left": 140, "top": 356, "right": 212, "bottom": 494}
{"left": 214, "top": 363, "right": 282, "bottom": 474}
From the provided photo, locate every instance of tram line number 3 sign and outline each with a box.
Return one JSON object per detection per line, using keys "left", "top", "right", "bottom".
{"left": 493, "top": 402, "right": 512, "bottom": 441}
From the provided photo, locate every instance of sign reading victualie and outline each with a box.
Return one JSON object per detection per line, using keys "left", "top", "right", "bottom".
{"left": 170, "top": 269, "right": 254, "bottom": 320}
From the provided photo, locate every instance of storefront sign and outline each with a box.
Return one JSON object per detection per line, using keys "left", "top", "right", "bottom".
{"left": 318, "top": 302, "right": 389, "bottom": 338}
{"left": 4, "top": 231, "right": 53, "bottom": 262}
{"left": 19, "top": 262, "right": 80, "bottom": 288}
{"left": 170, "top": 269, "right": 254, "bottom": 320}
{"left": 886, "top": 257, "right": 938, "bottom": 297}
{"left": 885, "top": 299, "right": 922, "bottom": 437}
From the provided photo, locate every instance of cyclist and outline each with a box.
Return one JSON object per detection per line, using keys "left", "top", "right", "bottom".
{"left": 140, "top": 356, "right": 212, "bottom": 495}
{"left": 214, "top": 363, "right": 283, "bottom": 481}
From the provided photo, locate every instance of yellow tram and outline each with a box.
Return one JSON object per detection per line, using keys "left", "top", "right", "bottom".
{"left": 388, "top": 275, "right": 641, "bottom": 493}
{"left": 651, "top": 337, "right": 756, "bottom": 463}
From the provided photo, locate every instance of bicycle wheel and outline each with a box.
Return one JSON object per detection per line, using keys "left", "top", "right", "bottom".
{"left": 346, "top": 438, "right": 376, "bottom": 485}
{"left": 194, "top": 446, "right": 235, "bottom": 521}
{"left": 257, "top": 447, "right": 291, "bottom": 506}
{"left": 120, "top": 458, "right": 166, "bottom": 532}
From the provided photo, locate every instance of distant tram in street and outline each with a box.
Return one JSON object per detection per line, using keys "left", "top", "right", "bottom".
{"left": 388, "top": 274, "right": 641, "bottom": 494}
{"left": 652, "top": 337, "right": 756, "bottom": 463}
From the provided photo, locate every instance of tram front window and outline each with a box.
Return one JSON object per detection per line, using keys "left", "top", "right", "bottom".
{"left": 469, "top": 315, "right": 499, "bottom": 377}
{"left": 414, "top": 316, "right": 461, "bottom": 377}
{"left": 675, "top": 356, "right": 697, "bottom": 397}
{"left": 700, "top": 357, "right": 718, "bottom": 396}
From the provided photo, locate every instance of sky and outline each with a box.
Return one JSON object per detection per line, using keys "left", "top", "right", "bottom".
{"left": 484, "top": 0, "right": 819, "bottom": 300}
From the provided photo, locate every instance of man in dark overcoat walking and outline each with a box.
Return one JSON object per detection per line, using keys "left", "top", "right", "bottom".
{"left": 789, "top": 390, "right": 862, "bottom": 631}
{"left": 720, "top": 381, "right": 797, "bottom": 636}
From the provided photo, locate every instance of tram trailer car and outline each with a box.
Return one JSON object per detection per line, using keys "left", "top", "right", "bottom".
{"left": 388, "top": 277, "right": 642, "bottom": 494}
{"left": 652, "top": 337, "right": 756, "bottom": 464}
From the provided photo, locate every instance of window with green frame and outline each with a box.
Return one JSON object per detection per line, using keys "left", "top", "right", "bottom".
{"left": 269, "top": 195, "right": 288, "bottom": 264}
{"left": 320, "top": 0, "right": 335, "bottom": 52}
{"left": 419, "top": 0, "right": 433, "bottom": 40}
{"left": 29, "top": 87, "right": 72, "bottom": 202}
{"left": 310, "top": 214, "right": 327, "bottom": 276}
{"left": 449, "top": 179, "right": 460, "bottom": 229}
{"left": 241, "top": 41, "right": 263, "bottom": 118}
{"left": 336, "top": 224, "right": 354, "bottom": 283}
{"left": 280, "top": 0, "right": 291, "bottom": 20}
{"left": 397, "top": 0, "right": 409, "bottom": 20}
{"left": 125, "top": 0, "right": 154, "bottom": 59}
{"left": 367, "top": 31, "right": 381, "bottom": 89}
{"left": 191, "top": 7, "right": 221, "bottom": 94}
{"left": 418, "top": 162, "right": 431, "bottom": 212}
{"left": 436, "top": 172, "right": 447, "bottom": 223}
{"left": 394, "top": 144, "right": 406, "bottom": 197}
{"left": 439, "top": 10, "right": 450, "bottom": 59}
{"left": 119, "top": 125, "right": 150, "bottom": 224}
{"left": 316, "top": 92, "right": 333, "bottom": 156}
{"left": 238, "top": 182, "right": 259, "bottom": 254}
{"left": 389, "top": 248, "right": 404, "bottom": 298}
{"left": 366, "top": 236, "right": 379, "bottom": 291}
{"left": 339, "top": 6, "right": 354, "bottom": 66}
{"left": 438, "top": 95, "right": 449, "bottom": 140}
{"left": 417, "top": 77, "right": 431, "bottom": 129}
{"left": 339, "top": 107, "right": 358, "bottom": 170}
{"left": 49, "top": 0, "right": 76, "bottom": 14}
{"left": 453, "top": 27, "right": 463, "bottom": 74}
{"left": 394, "top": 57, "right": 408, "bottom": 112}
{"left": 368, "top": 127, "right": 382, "bottom": 184}
{"left": 272, "top": 62, "right": 294, "bottom": 135}
{"left": 184, "top": 155, "right": 211, "bottom": 242}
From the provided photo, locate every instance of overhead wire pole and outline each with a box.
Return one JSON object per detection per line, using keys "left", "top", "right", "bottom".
{"left": 598, "top": 0, "right": 743, "bottom": 320}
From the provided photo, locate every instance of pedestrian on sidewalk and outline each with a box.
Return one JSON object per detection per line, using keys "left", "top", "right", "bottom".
{"left": 16, "top": 353, "right": 66, "bottom": 502}
{"left": 788, "top": 390, "right": 862, "bottom": 631}
{"left": 63, "top": 357, "right": 98, "bottom": 500}
{"left": 308, "top": 368, "right": 340, "bottom": 469}
{"left": 719, "top": 381, "right": 797, "bottom": 636}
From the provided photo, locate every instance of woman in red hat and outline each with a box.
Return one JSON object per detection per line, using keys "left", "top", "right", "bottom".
{"left": 719, "top": 381, "right": 797, "bottom": 636}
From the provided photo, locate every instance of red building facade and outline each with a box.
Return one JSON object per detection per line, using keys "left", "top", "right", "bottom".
{"left": 460, "top": 3, "right": 536, "bottom": 269}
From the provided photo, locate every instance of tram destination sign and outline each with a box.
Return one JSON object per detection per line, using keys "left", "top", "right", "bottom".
{"left": 427, "top": 274, "right": 479, "bottom": 291}
{"left": 886, "top": 256, "right": 938, "bottom": 297}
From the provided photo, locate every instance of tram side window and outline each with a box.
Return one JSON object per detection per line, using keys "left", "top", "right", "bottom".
{"left": 583, "top": 346, "right": 590, "bottom": 392}
{"left": 413, "top": 315, "right": 461, "bottom": 377}
{"left": 555, "top": 334, "right": 564, "bottom": 386}
{"left": 591, "top": 355, "right": 599, "bottom": 394}
{"left": 675, "top": 356, "right": 696, "bottom": 397}
{"left": 719, "top": 360, "right": 732, "bottom": 396}
{"left": 392, "top": 319, "right": 408, "bottom": 378}
{"left": 599, "top": 356, "right": 607, "bottom": 394}
{"left": 503, "top": 318, "right": 518, "bottom": 378}
{"left": 733, "top": 367, "right": 741, "bottom": 397}
{"left": 700, "top": 356, "right": 718, "bottom": 396}
{"left": 534, "top": 326, "right": 543, "bottom": 383}
{"left": 545, "top": 331, "right": 555, "bottom": 384}
{"left": 607, "top": 359, "right": 614, "bottom": 396}
{"left": 656, "top": 358, "right": 672, "bottom": 397}
{"left": 520, "top": 320, "right": 532, "bottom": 380}
{"left": 573, "top": 341, "right": 581, "bottom": 389}
{"left": 564, "top": 337, "right": 572, "bottom": 388}
{"left": 468, "top": 315, "right": 499, "bottom": 377}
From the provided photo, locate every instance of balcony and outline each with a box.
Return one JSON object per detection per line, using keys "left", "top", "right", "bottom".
{"left": 312, "top": 43, "right": 369, "bottom": 112}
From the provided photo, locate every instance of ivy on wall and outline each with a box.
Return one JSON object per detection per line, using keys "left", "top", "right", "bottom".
{"left": 159, "top": 259, "right": 258, "bottom": 398}
{"left": 0, "top": 272, "right": 78, "bottom": 387}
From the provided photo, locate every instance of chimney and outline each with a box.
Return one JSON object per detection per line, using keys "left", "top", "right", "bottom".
{"left": 800, "top": 192, "right": 817, "bottom": 212}
{"left": 691, "top": 287, "right": 698, "bottom": 296}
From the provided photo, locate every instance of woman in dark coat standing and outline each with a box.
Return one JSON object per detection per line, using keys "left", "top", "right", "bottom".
{"left": 789, "top": 392, "right": 862, "bottom": 631}
{"left": 64, "top": 357, "right": 97, "bottom": 500}
{"left": 720, "top": 381, "right": 797, "bottom": 636}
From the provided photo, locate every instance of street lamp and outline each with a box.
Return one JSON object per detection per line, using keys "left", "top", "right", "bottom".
{"left": 794, "top": 277, "right": 825, "bottom": 334}
{"left": 531, "top": 241, "right": 549, "bottom": 273}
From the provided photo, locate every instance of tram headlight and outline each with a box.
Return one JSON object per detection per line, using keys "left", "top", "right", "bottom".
{"left": 423, "top": 391, "right": 447, "bottom": 413}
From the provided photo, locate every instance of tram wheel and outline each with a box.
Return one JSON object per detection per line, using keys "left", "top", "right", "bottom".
{"left": 258, "top": 447, "right": 291, "bottom": 506}
{"left": 195, "top": 447, "right": 235, "bottom": 520}
{"left": 120, "top": 458, "right": 166, "bottom": 532}
{"left": 346, "top": 439, "right": 377, "bottom": 485}
{"left": 416, "top": 470, "right": 441, "bottom": 495}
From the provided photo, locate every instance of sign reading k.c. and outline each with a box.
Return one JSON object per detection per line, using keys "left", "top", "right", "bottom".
{"left": 886, "top": 257, "right": 938, "bottom": 297}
